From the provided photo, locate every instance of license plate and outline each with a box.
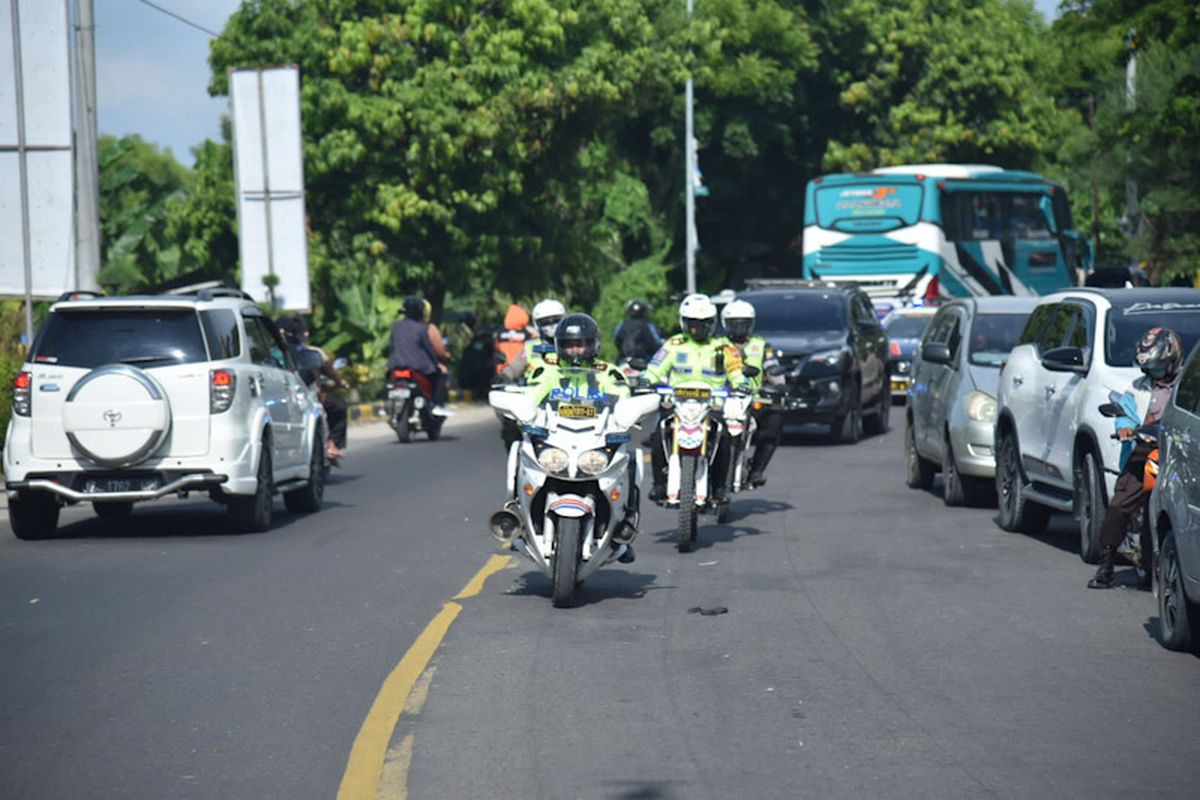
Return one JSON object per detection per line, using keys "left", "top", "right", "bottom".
{"left": 557, "top": 402, "right": 597, "bottom": 419}
{"left": 675, "top": 387, "right": 711, "bottom": 401}
{"left": 84, "top": 478, "right": 152, "bottom": 494}
{"left": 389, "top": 387, "right": 412, "bottom": 399}
{"left": 891, "top": 379, "right": 908, "bottom": 392}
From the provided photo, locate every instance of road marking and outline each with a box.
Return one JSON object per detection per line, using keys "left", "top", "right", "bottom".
{"left": 337, "top": 554, "right": 512, "bottom": 800}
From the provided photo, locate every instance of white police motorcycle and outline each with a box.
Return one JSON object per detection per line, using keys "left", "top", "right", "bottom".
{"left": 488, "top": 387, "right": 660, "bottom": 607}
{"left": 655, "top": 383, "right": 731, "bottom": 550}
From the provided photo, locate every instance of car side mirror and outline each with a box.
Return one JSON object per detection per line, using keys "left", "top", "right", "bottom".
{"left": 921, "top": 342, "right": 952, "bottom": 365}
{"left": 1041, "top": 345, "right": 1087, "bottom": 373}
{"left": 294, "top": 349, "right": 323, "bottom": 371}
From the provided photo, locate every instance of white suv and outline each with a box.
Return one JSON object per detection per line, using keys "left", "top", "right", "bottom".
{"left": 4, "top": 289, "right": 328, "bottom": 539}
{"left": 994, "top": 287, "right": 1200, "bottom": 562}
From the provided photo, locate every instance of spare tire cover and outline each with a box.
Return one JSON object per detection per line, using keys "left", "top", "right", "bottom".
{"left": 62, "top": 365, "right": 172, "bottom": 467}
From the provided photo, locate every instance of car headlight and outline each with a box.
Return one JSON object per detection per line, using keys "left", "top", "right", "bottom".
{"left": 537, "top": 447, "right": 569, "bottom": 473}
{"left": 810, "top": 349, "right": 843, "bottom": 367}
{"left": 578, "top": 449, "right": 610, "bottom": 476}
{"left": 965, "top": 391, "right": 997, "bottom": 422}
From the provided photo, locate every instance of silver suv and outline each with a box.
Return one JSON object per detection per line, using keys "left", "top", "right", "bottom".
{"left": 4, "top": 289, "right": 328, "bottom": 538}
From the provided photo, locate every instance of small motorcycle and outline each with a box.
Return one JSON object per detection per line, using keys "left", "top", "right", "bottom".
{"left": 386, "top": 367, "right": 443, "bottom": 443}
{"left": 655, "top": 383, "right": 729, "bottom": 552}
{"left": 488, "top": 388, "right": 660, "bottom": 607}
{"left": 1099, "top": 395, "right": 1161, "bottom": 588}
{"left": 716, "top": 390, "right": 757, "bottom": 523}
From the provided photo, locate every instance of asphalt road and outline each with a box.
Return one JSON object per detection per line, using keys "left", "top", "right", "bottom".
{"left": 2, "top": 407, "right": 1198, "bottom": 799}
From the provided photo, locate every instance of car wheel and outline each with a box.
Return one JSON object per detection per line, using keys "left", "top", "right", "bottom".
{"left": 1075, "top": 450, "right": 1105, "bottom": 564}
{"left": 942, "top": 435, "right": 967, "bottom": 507}
{"left": 228, "top": 437, "right": 274, "bottom": 533}
{"left": 904, "top": 417, "right": 935, "bottom": 490}
{"left": 863, "top": 386, "right": 889, "bottom": 436}
{"left": 995, "top": 428, "right": 1049, "bottom": 535}
{"left": 93, "top": 501, "right": 134, "bottom": 520}
{"left": 284, "top": 431, "right": 326, "bottom": 514}
{"left": 10, "top": 492, "right": 60, "bottom": 540}
{"left": 1158, "top": 529, "right": 1200, "bottom": 652}
{"left": 834, "top": 385, "right": 861, "bottom": 445}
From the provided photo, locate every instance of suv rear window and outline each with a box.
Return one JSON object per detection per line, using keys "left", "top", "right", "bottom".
{"left": 1105, "top": 300, "right": 1200, "bottom": 367}
{"left": 743, "top": 292, "right": 847, "bottom": 333}
{"left": 31, "top": 309, "right": 209, "bottom": 369}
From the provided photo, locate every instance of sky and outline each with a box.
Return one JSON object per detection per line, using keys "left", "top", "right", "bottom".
{"left": 97, "top": 0, "right": 1064, "bottom": 167}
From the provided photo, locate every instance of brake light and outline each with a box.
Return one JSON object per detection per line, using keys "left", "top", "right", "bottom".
{"left": 924, "top": 275, "right": 940, "bottom": 302}
{"left": 890, "top": 341, "right": 902, "bottom": 357}
{"left": 12, "top": 371, "right": 31, "bottom": 416}
{"left": 392, "top": 368, "right": 412, "bottom": 379}
{"left": 210, "top": 369, "right": 236, "bottom": 413}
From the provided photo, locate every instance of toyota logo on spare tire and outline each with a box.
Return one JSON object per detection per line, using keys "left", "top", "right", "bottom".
{"left": 62, "top": 365, "right": 171, "bottom": 468}
{"left": 103, "top": 409, "right": 122, "bottom": 427}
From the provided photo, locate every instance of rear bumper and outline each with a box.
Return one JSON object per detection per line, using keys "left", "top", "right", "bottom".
{"left": 7, "top": 472, "right": 228, "bottom": 503}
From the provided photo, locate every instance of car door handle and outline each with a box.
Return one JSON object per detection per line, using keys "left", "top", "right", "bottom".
{"left": 1045, "top": 386, "right": 1057, "bottom": 398}
{"left": 1011, "top": 375, "right": 1024, "bottom": 387}
{"left": 249, "top": 373, "right": 261, "bottom": 397}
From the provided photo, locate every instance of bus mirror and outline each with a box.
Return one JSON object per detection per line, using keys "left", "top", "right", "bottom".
{"left": 1039, "top": 195, "right": 1058, "bottom": 235}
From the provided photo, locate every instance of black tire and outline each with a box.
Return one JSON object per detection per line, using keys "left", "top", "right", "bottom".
{"left": 93, "top": 501, "right": 133, "bottom": 520}
{"left": 942, "top": 435, "right": 968, "bottom": 507}
{"left": 228, "top": 440, "right": 274, "bottom": 533}
{"left": 1136, "top": 522, "right": 1153, "bottom": 589}
{"left": 834, "top": 385, "right": 862, "bottom": 445}
{"left": 10, "top": 492, "right": 60, "bottom": 540}
{"left": 284, "top": 432, "right": 326, "bottom": 514}
{"left": 551, "top": 516, "right": 581, "bottom": 608}
{"left": 904, "top": 417, "right": 935, "bottom": 490}
{"left": 395, "top": 400, "right": 413, "bottom": 443}
{"left": 677, "top": 454, "right": 699, "bottom": 552}
{"left": 426, "top": 413, "right": 444, "bottom": 441}
{"left": 1158, "top": 530, "right": 1200, "bottom": 652}
{"left": 995, "top": 428, "right": 1049, "bottom": 535}
{"left": 1075, "top": 450, "right": 1105, "bottom": 564}
{"left": 863, "top": 386, "right": 890, "bottom": 436}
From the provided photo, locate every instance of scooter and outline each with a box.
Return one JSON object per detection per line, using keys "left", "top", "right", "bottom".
{"left": 385, "top": 367, "right": 444, "bottom": 443}
{"left": 1099, "top": 395, "right": 1160, "bottom": 588}
{"left": 654, "top": 383, "right": 729, "bottom": 552}
{"left": 488, "top": 388, "right": 660, "bottom": 607}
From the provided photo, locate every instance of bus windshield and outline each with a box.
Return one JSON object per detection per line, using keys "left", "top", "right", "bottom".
{"left": 815, "top": 183, "right": 923, "bottom": 230}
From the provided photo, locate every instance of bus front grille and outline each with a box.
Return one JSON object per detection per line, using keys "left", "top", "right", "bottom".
{"left": 817, "top": 241, "right": 919, "bottom": 263}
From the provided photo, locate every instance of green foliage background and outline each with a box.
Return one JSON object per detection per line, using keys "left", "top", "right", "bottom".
{"left": 78, "top": 0, "right": 1200, "bottom": 382}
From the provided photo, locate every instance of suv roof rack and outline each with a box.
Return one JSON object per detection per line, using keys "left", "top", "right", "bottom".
{"left": 743, "top": 278, "right": 835, "bottom": 290}
{"left": 163, "top": 281, "right": 256, "bottom": 302}
{"left": 56, "top": 290, "right": 104, "bottom": 302}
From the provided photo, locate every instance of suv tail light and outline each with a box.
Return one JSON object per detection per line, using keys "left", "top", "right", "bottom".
{"left": 210, "top": 369, "right": 236, "bottom": 413}
{"left": 12, "top": 371, "right": 31, "bottom": 416}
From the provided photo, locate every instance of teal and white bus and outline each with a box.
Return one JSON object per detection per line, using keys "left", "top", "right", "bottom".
{"left": 801, "top": 164, "right": 1092, "bottom": 300}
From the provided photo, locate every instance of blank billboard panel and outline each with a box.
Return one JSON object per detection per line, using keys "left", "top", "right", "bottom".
{"left": 231, "top": 66, "right": 310, "bottom": 312}
{"left": 0, "top": 0, "right": 74, "bottom": 298}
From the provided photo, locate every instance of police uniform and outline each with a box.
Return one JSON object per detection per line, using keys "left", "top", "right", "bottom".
{"left": 731, "top": 336, "right": 783, "bottom": 482}
{"left": 525, "top": 355, "right": 629, "bottom": 406}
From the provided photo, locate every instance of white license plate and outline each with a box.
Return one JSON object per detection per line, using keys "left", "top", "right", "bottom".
{"left": 84, "top": 478, "right": 154, "bottom": 493}
{"left": 389, "top": 388, "right": 412, "bottom": 399}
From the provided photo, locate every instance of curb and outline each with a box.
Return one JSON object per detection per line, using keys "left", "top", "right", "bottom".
{"left": 348, "top": 388, "right": 478, "bottom": 424}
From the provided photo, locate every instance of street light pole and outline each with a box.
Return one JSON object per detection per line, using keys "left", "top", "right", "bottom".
{"left": 684, "top": 0, "right": 696, "bottom": 296}
{"left": 73, "top": 0, "right": 101, "bottom": 292}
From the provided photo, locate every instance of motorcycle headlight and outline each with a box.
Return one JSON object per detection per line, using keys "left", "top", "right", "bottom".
{"left": 537, "top": 447, "right": 569, "bottom": 474}
{"left": 578, "top": 449, "right": 610, "bottom": 476}
{"left": 965, "top": 390, "right": 997, "bottom": 422}
{"left": 810, "top": 349, "right": 843, "bottom": 367}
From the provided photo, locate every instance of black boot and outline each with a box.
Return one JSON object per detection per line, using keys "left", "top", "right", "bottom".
{"left": 618, "top": 544, "right": 636, "bottom": 564}
{"left": 1087, "top": 547, "right": 1116, "bottom": 589}
{"left": 649, "top": 483, "right": 667, "bottom": 503}
{"left": 748, "top": 470, "right": 767, "bottom": 488}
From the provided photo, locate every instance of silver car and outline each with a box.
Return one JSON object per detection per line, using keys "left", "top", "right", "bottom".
{"left": 904, "top": 296, "right": 1038, "bottom": 506}
{"left": 1150, "top": 342, "right": 1200, "bottom": 652}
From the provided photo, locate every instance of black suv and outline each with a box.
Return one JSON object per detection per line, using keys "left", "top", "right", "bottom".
{"left": 737, "top": 281, "right": 890, "bottom": 443}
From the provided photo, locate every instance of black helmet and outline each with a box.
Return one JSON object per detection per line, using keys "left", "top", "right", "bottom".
{"left": 626, "top": 299, "right": 651, "bottom": 319}
{"left": 403, "top": 296, "right": 425, "bottom": 320}
{"left": 277, "top": 315, "right": 308, "bottom": 345}
{"left": 1136, "top": 326, "right": 1183, "bottom": 381}
{"left": 555, "top": 313, "right": 600, "bottom": 366}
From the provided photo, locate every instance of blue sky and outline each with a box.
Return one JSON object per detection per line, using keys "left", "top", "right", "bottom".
{"left": 97, "top": 0, "right": 1063, "bottom": 166}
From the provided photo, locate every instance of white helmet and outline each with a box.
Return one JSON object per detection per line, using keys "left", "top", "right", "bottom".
{"left": 679, "top": 293, "right": 717, "bottom": 342}
{"left": 531, "top": 298, "right": 566, "bottom": 341}
{"left": 721, "top": 299, "right": 756, "bottom": 341}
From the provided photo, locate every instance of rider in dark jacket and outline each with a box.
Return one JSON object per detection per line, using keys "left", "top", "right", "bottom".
{"left": 613, "top": 299, "right": 662, "bottom": 363}
{"left": 388, "top": 296, "right": 452, "bottom": 416}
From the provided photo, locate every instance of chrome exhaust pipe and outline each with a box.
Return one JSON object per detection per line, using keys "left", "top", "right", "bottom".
{"left": 488, "top": 508, "right": 522, "bottom": 543}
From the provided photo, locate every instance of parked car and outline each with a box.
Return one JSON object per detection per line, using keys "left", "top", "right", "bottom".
{"left": 905, "top": 296, "right": 1038, "bottom": 506}
{"left": 737, "top": 281, "right": 890, "bottom": 443}
{"left": 3, "top": 289, "right": 328, "bottom": 539}
{"left": 993, "top": 288, "right": 1200, "bottom": 562}
{"left": 882, "top": 307, "right": 937, "bottom": 401}
{"left": 1150, "top": 342, "right": 1200, "bottom": 652}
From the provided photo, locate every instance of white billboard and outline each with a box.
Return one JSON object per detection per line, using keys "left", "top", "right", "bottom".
{"left": 0, "top": 0, "right": 75, "bottom": 299}
{"left": 230, "top": 66, "right": 310, "bottom": 311}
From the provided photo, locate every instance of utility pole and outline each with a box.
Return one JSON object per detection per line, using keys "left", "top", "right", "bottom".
{"left": 1122, "top": 29, "right": 1140, "bottom": 250}
{"left": 683, "top": 0, "right": 696, "bottom": 296}
{"left": 9, "top": 0, "right": 34, "bottom": 345}
{"left": 73, "top": 0, "right": 101, "bottom": 292}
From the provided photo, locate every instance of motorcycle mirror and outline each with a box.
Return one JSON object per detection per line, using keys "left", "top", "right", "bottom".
{"left": 742, "top": 364, "right": 761, "bottom": 379}
{"left": 1098, "top": 402, "right": 1124, "bottom": 418}
{"left": 629, "top": 358, "right": 647, "bottom": 371}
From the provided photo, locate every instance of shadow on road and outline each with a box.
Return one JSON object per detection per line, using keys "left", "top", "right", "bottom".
{"left": 603, "top": 780, "right": 684, "bottom": 799}
{"left": 507, "top": 568, "right": 662, "bottom": 607}
{"left": 44, "top": 501, "right": 339, "bottom": 540}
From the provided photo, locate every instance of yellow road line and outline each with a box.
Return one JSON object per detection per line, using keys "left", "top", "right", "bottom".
{"left": 337, "top": 554, "right": 512, "bottom": 800}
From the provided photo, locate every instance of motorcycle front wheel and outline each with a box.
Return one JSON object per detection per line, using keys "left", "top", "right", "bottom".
{"left": 552, "top": 516, "right": 582, "bottom": 608}
{"left": 677, "top": 454, "right": 699, "bottom": 552}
